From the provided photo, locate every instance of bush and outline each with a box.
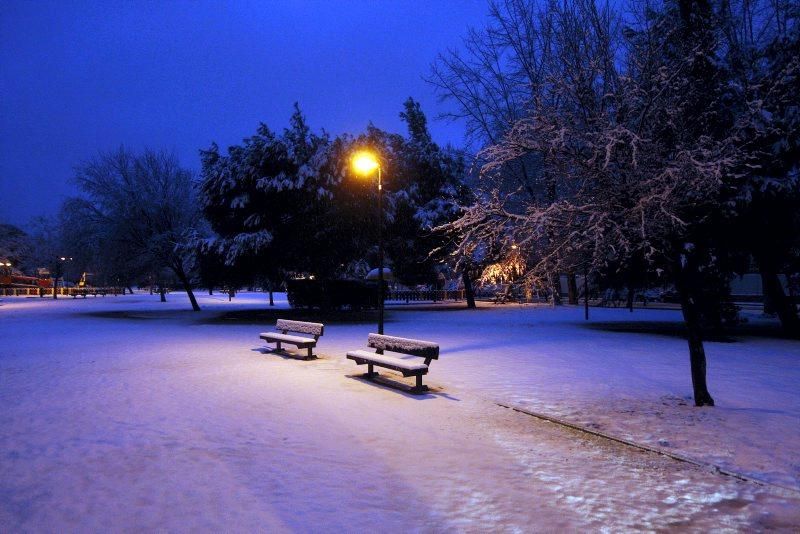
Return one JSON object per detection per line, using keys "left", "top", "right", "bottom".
{"left": 286, "top": 279, "right": 386, "bottom": 310}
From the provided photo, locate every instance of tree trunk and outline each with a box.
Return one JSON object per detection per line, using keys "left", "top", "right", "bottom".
{"left": 126, "top": 286, "right": 134, "bottom": 295}
{"left": 583, "top": 269, "right": 590, "bottom": 321}
{"left": 462, "top": 270, "right": 476, "bottom": 309}
{"left": 173, "top": 266, "right": 200, "bottom": 311}
{"left": 208, "top": 287, "right": 213, "bottom": 295}
{"left": 677, "top": 267, "right": 715, "bottom": 407}
{"left": 627, "top": 286, "right": 634, "bottom": 312}
{"left": 159, "top": 286, "right": 166, "bottom": 302}
{"left": 269, "top": 289, "right": 274, "bottom": 306}
{"left": 760, "top": 269, "right": 799, "bottom": 336}
{"left": 567, "top": 272, "right": 578, "bottom": 305}
{"left": 53, "top": 277, "right": 59, "bottom": 299}
{"left": 551, "top": 273, "right": 562, "bottom": 305}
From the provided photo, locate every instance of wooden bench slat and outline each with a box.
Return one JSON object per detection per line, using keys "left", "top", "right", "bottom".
{"left": 346, "top": 350, "right": 429, "bottom": 372}
{"left": 260, "top": 319, "right": 324, "bottom": 360}
{"left": 366, "top": 334, "right": 439, "bottom": 359}
{"left": 260, "top": 332, "right": 316, "bottom": 346}
{"left": 276, "top": 319, "right": 324, "bottom": 337}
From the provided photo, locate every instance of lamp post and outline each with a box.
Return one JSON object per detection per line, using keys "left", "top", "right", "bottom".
{"left": 352, "top": 150, "right": 385, "bottom": 334}
{"left": 52, "top": 256, "right": 72, "bottom": 299}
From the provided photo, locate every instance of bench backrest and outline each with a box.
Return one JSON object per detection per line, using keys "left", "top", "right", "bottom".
{"left": 367, "top": 334, "right": 439, "bottom": 364}
{"left": 276, "top": 319, "right": 324, "bottom": 338}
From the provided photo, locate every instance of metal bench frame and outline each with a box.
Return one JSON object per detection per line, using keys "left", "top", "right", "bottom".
{"left": 347, "top": 333, "right": 440, "bottom": 393}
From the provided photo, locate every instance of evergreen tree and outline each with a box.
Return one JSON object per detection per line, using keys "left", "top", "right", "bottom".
{"left": 199, "top": 104, "right": 372, "bottom": 292}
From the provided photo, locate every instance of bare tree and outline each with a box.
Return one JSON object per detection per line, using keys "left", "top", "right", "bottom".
{"left": 436, "top": 0, "right": 781, "bottom": 406}
{"left": 67, "top": 148, "right": 203, "bottom": 311}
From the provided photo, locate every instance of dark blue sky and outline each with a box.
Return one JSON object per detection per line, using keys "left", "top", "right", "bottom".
{"left": 1, "top": 0, "right": 487, "bottom": 226}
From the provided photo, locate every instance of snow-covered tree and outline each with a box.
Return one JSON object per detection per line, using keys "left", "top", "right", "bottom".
{"left": 200, "top": 104, "right": 371, "bottom": 297}
{"left": 200, "top": 101, "right": 472, "bottom": 305}
{"left": 719, "top": 0, "right": 800, "bottom": 334}
{"left": 435, "top": 0, "right": 800, "bottom": 405}
{"left": 365, "top": 98, "right": 472, "bottom": 296}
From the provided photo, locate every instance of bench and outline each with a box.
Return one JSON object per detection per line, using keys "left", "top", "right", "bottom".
{"left": 347, "top": 334, "right": 439, "bottom": 393}
{"left": 259, "top": 319, "right": 324, "bottom": 359}
{"left": 493, "top": 284, "right": 524, "bottom": 304}
{"left": 71, "top": 288, "right": 109, "bottom": 298}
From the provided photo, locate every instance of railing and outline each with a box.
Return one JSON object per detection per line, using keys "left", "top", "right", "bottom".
{"left": 386, "top": 289, "right": 465, "bottom": 303}
{"left": 0, "top": 287, "right": 125, "bottom": 297}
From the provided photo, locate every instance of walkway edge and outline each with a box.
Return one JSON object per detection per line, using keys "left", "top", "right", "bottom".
{"left": 496, "top": 402, "right": 800, "bottom": 498}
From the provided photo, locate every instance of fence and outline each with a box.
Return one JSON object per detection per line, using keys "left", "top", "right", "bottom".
{"left": 386, "top": 289, "right": 465, "bottom": 303}
{"left": 0, "top": 287, "right": 124, "bottom": 297}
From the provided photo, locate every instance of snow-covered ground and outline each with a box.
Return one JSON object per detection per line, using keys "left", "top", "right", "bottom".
{"left": 376, "top": 301, "right": 800, "bottom": 492}
{"left": 1, "top": 292, "right": 798, "bottom": 531}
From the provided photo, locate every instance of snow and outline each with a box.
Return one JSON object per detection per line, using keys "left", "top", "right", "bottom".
{"left": 366, "top": 333, "right": 439, "bottom": 354}
{"left": 275, "top": 318, "right": 324, "bottom": 336}
{"left": 260, "top": 332, "right": 314, "bottom": 345}
{"left": 1, "top": 292, "right": 799, "bottom": 530}
{"left": 345, "top": 350, "right": 428, "bottom": 371}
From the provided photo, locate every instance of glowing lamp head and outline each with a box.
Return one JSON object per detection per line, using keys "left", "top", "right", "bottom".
{"left": 351, "top": 151, "right": 380, "bottom": 176}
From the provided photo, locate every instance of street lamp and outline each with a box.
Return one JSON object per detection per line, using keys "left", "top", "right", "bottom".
{"left": 52, "top": 256, "right": 72, "bottom": 299}
{"left": 351, "top": 150, "right": 385, "bottom": 334}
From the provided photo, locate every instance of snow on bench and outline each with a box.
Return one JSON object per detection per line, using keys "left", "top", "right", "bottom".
{"left": 260, "top": 319, "right": 324, "bottom": 360}
{"left": 346, "top": 333, "right": 440, "bottom": 393}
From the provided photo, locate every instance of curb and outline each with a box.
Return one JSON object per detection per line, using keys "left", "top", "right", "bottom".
{"left": 497, "top": 402, "right": 800, "bottom": 498}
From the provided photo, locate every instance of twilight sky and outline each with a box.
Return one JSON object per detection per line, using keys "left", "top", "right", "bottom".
{"left": 0, "top": 0, "right": 487, "bottom": 226}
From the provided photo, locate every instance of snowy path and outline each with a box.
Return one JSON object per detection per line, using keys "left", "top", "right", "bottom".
{"left": 1, "top": 293, "right": 798, "bottom": 531}
{"left": 364, "top": 302, "right": 800, "bottom": 493}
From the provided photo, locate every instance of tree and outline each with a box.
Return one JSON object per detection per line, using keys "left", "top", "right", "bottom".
{"left": 23, "top": 216, "right": 81, "bottom": 297}
{"left": 199, "top": 104, "right": 371, "bottom": 296}
{"left": 200, "top": 101, "right": 472, "bottom": 307}
{"left": 0, "top": 224, "right": 31, "bottom": 272}
{"left": 66, "top": 148, "right": 204, "bottom": 310}
{"left": 719, "top": 0, "right": 800, "bottom": 335}
{"left": 368, "top": 99, "right": 473, "bottom": 297}
{"left": 437, "top": 0, "right": 783, "bottom": 406}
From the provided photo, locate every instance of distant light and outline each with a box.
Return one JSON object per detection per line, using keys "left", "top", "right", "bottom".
{"left": 511, "top": 244, "right": 518, "bottom": 250}
{"left": 351, "top": 151, "right": 380, "bottom": 175}
{"left": 60, "top": 257, "right": 66, "bottom": 261}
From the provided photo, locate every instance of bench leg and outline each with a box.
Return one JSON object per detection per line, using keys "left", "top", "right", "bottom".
{"left": 306, "top": 346, "right": 314, "bottom": 360}
{"left": 411, "top": 374, "right": 429, "bottom": 393}
{"left": 276, "top": 341, "right": 282, "bottom": 351}
{"left": 363, "top": 363, "right": 379, "bottom": 378}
